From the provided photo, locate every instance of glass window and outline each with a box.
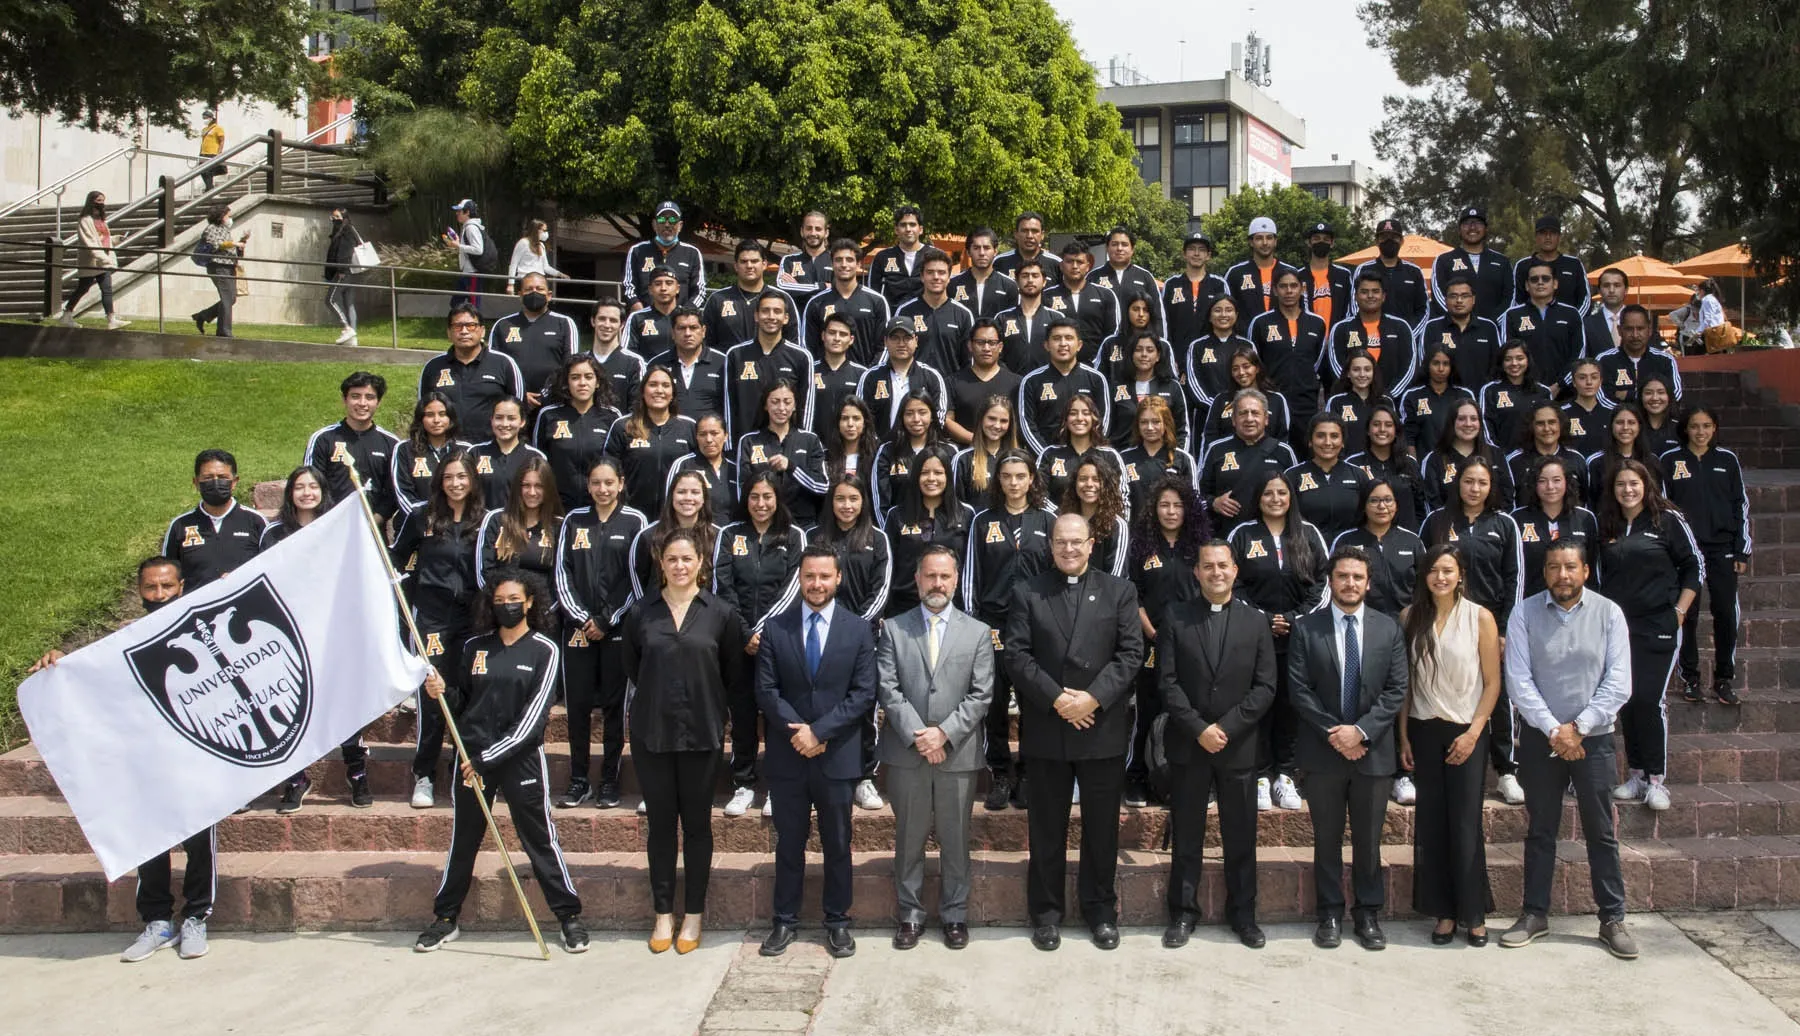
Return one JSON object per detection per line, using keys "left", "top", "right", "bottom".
{"left": 1135, "top": 147, "right": 1161, "bottom": 184}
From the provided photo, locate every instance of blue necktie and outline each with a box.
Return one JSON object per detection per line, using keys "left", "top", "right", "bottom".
{"left": 1341, "top": 614, "right": 1361, "bottom": 721}
{"left": 806, "top": 612, "right": 823, "bottom": 678}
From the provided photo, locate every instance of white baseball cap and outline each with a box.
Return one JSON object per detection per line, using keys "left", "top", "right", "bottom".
{"left": 1248, "top": 217, "right": 1278, "bottom": 237}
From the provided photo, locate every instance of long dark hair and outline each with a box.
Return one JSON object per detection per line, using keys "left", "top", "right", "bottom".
{"left": 656, "top": 525, "right": 714, "bottom": 590}
{"left": 1362, "top": 401, "right": 1404, "bottom": 460}
{"left": 1062, "top": 454, "right": 1126, "bottom": 542}
{"left": 624, "top": 364, "right": 676, "bottom": 440}
{"left": 653, "top": 469, "right": 717, "bottom": 563}
{"left": 812, "top": 473, "right": 877, "bottom": 553}
{"left": 1420, "top": 341, "right": 1458, "bottom": 387}
{"left": 1524, "top": 453, "right": 1584, "bottom": 510}
{"left": 277, "top": 465, "right": 336, "bottom": 529}
{"left": 890, "top": 386, "right": 943, "bottom": 449}
{"left": 1056, "top": 393, "right": 1104, "bottom": 449}
{"left": 1493, "top": 340, "right": 1540, "bottom": 386}
{"left": 895, "top": 445, "right": 966, "bottom": 531}
{"left": 408, "top": 391, "right": 462, "bottom": 451}
{"left": 472, "top": 568, "right": 554, "bottom": 633}
{"left": 1597, "top": 458, "right": 1678, "bottom": 542}
{"left": 426, "top": 450, "right": 484, "bottom": 540}
{"left": 1403, "top": 543, "right": 1465, "bottom": 675}
{"left": 1129, "top": 474, "right": 1209, "bottom": 570}
{"left": 825, "top": 396, "right": 879, "bottom": 481}
{"left": 755, "top": 376, "right": 802, "bottom": 433}
{"left": 1436, "top": 397, "right": 1500, "bottom": 463}
{"left": 553, "top": 352, "right": 618, "bottom": 413}
{"left": 1227, "top": 343, "right": 1278, "bottom": 393}
{"left": 1252, "top": 470, "right": 1320, "bottom": 581}
{"left": 1449, "top": 453, "right": 1504, "bottom": 516}
{"left": 80, "top": 190, "right": 106, "bottom": 219}
{"left": 987, "top": 448, "right": 1047, "bottom": 511}
{"left": 740, "top": 470, "right": 794, "bottom": 536}
{"left": 495, "top": 454, "right": 564, "bottom": 561}
{"left": 1331, "top": 345, "right": 1389, "bottom": 400}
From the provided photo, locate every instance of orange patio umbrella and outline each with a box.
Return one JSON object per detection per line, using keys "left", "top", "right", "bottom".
{"left": 1588, "top": 253, "right": 1701, "bottom": 288}
{"left": 1334, "top": 235, "right": 1452, "bottom": 275}
{"left": 1674, "top": 243, "right": 1755, "bottom": 279}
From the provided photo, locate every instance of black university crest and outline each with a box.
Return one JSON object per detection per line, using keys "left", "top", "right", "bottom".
{"left": 126, "top": 576, "right": 313, "bottom": 766}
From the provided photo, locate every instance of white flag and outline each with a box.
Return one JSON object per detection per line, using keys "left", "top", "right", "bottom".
{"left": 19, "top": 503, "right": 429, "bottom": 879}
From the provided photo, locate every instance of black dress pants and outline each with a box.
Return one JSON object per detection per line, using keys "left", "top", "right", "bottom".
{"left": 1408, "top": 718, "right": 1492, "bottom": 926}
{"left": 1303, "top": 767, "right": 1392, "bottom": 920}
{"left": 1518, "top": 726, "right": 1626, "bottom": 921}
{"left": 1166, "top": 757, "right": 1258, "bottom": 926}
{"left": 136, "top": 827, "right": 216, "bottom": 923}
{"left": 1025, "top": 755, "right": 1124, "bottom": 928}
{"left": 638, "top": 748, "right": 718, "bottom": 915}
{"left": 563, "top": 629, "right": 626, "bottom": 785}
{"left": 432, "top": 748, "right": 581, "bottom": 921}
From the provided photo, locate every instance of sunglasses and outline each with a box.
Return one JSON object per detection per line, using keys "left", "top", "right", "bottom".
{"left": 655, "top": 215, "right": 680, "bottom": 225}
{"left": 1528, "top": 275, "right": 1554, "bottom": 283}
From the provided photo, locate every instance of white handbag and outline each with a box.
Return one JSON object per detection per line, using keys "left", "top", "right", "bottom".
{"left": 349, "top": 237, "right": 379, "bottom": 275}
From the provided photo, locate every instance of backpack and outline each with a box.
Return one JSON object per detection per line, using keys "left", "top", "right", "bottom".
{"left": 471, "top": 222, "right": 500, "bottom": 274}
{"left": 191, "top": 240, "right": 215, "bottom": 267}
{"left": 1145, "top": 711, "right": 1173, "bottom": 805}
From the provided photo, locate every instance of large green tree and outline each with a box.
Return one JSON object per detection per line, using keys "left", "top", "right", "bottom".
{"left": 337, "top": 0, "right": 1139, "bottom": 240}
{"left": 1358, "top": 0, "right": 1692, "bottom": 259}
{"left": 1199, "top": 186, "right": 1372, "bottom": 270}
{"left": 0, "top": 0, "right": 326, "bottom": 132}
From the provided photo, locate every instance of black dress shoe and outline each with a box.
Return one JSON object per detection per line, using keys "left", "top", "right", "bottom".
{"left": 1234, "top": 923, "right": 1267, "bottom": 949}
{"left": 825, "top": 925, "right": 856, "bottom": 958}
{"left": 1162, "top": 918, "right": 1195, "bottom": 949}
{"left": 1354, "top": 915, "right": 1387, "bottom": 951}
{"left": 892, "top": 922, "right": 922, "bottom": 950}
{"left": 984, "top": 774, "right": 1013, "bottom": 811}
{"left": 1092, "top": 922, "right": 1120, "bottom": 950}
{"left": 1431, "top": 922, "right": 1457, "bottom": 946}
{"left": 760, "top": 923, "right": 797, "bottom": 956}
{"left": 1011, "top": 776, "right": 1029, "bottom": 809}
{"left": 943, "top": 923, "right": 969, "bottom": 949}
{"left": 1313, "top": 917, "right": 1342, "bottom": 949}
{"left": 1467, "top": 927, "right": 1489, "bottom": 947}
{"left": 1031, "top": 924, "right": 1061, "bottom": 951}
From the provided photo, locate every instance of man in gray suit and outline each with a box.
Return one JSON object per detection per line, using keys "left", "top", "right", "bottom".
{"left": 876, "top": 545, "right": 995, "bottom": 950}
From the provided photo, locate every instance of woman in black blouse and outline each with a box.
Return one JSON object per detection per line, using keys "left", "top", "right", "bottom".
{"left": 622, "top": 527, "right": 746, "bottom": 954}
{"left": 1123, "top": 474, "right": 1208, "bottom": 805}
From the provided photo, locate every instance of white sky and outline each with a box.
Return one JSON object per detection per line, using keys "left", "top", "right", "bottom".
{"left": 1048, "top": 0, "right": 1411, "bottom": 172}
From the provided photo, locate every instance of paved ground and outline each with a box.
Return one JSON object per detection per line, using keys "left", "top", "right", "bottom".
{"left": 2, "top": 917, "right": 1797, "bottom": 1036}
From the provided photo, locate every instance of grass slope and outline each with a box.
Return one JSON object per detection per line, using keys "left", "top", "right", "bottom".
{"left": 0, "top": 357, "right": 421, "bottom": 747}
{"left": 50, "top": 315, "right": 448, "bottom": 352}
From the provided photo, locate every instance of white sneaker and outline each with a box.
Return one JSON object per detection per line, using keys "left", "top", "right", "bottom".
{"left": 1071, "top": 779, "right": 1080, "bottom": 805}
{"left": 637, "top": 799, "right": 647, "bottom": 815}
{"left": 56, "top": 310, "right": 77, "bottom": 328}
{"left": 854, "top": 779, "right": 884, "bottom": 810}
{"left": 1612, "top": 772, "right": 1647, "bottom": 802}
{"left": 1273, "top": 775, "right": 1303, "bottom": 811}
{"left": 334, "top": 327, "right": 357, "bottom": 344}
{"left": 1392, "top": 775, "right": 1417, "bottom": 805}
{"left": 1256, "top": 777, "right": 1273, "bottom": 812}
{"left": 1644, "top": 779, "right": 1671, "bottom": 811}
{"left": 121, "top": 920, "right": 176, "bottom": 962}
{"left": 410, "top": 775, "right": 434, "bottom": 809}
{"left": 107, "top": 316, "right": 131, "bottom": 330}
{"left": 723, "top": 786, "right": 755, "bottom": 817}
{"left": 761, "top": 795, "right": 773, "bottom": 818}
{"left": 1497, "top": 773, "right": 1525, "bottom": 805}
{"left": 176, "top": 917, "right": 209, "bottom": 959}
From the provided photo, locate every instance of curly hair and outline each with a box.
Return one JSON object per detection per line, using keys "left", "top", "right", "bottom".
{"left": 1061, "top": 453, "right": 1126, "bottom": 545}
{"left": 1128, "top": 474, "right": 1209, "bottom": 570}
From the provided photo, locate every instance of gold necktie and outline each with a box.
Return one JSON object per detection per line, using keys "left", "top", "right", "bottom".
{"left": 928, "top": 616, "right": 941, "bottom": 670}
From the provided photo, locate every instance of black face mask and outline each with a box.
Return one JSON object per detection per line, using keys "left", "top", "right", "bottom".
{"left": 198, "top": 477, "right": 234, "bottom": 506}
{"left": 142, "top": 596, "right": 174, "bottom": 613}
{"left": 1310, "top": 241, "right": 1332, "bottom": 259}
{"left": 1377, "top": 239, "right": 1401, "bottom": 260}
{"left": 522, "top": 291, "right": 548, "bottom": 312}
{"left": 493, "top": 601, "right": 528, "bottom": 628}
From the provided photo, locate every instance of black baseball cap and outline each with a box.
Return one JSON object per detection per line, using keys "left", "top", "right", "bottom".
{"left": 1376, "top": 218, "right": 1404, "bottom": 236}
{"left": 884, "top": 316, "right": 917, "bottom": 337}
{"left": 1534, "top": 215, "right": 1562, "bottom": 233}
{"left": 1306, "top": 222, "right": 1335, "bottom": 238}
{"left": 647, "top": 265, "right": 679, "bottom": 285}
{"left": 655, "top": 200, "right": 682, "bottom": 219}
{"left": 1183, "top": 232, "right": 1215, "bottom": 250}
{"left": 1459, "top": 206, "right": 1488, "bottom": 225}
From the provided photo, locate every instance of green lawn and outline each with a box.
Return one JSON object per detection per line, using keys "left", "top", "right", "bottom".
{"left": 0, "top": 358, "right": 422, "bottom": 749}
{"left": 49, "top": 314, "right": 449, "bottom": 352}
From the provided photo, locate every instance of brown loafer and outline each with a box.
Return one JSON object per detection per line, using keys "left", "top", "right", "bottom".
{"left": 893, "top": 922, "right": 923, "bottom": 950}
{"left": 943, "top": 922, "right": 969, "bottom": 949}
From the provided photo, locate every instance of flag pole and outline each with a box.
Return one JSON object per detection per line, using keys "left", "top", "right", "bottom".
{"left": 345, "top": 465, "right": 550, "bottom": 961}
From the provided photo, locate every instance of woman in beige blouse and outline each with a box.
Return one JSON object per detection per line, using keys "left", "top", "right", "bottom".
{"left": 1400, "top": 543, "right": 1502, "bottom": 946}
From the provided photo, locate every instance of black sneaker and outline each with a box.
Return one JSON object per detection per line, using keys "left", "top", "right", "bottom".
{"left": 347, "top": 772, "right": 373, "bottom": 808}
{"left": 1011, "top": 774, "right": 1029, "bottom": 810}
{"left": 560, "top": 916, "right": 590, "bottom": 953}
{"left": 277, "top": 775, "right": 311, "bottom": 815}
{"left": 414, "top": 917, "right": 459, "bottom": 952}
{"left": 595, "top": 780, "right": 622, "bottom": 809}
{"left": 984, "top": 774, "right": 1013, "bottom": 811}
{"left": 556, "top": 778, "right": 593, "bottom": 809}
{"left": 1681, "top": 678, "right": 1705, "bottom": 704}
{"left": 1715, "top": 678, "right": 1741, "bottom": 706}
{"left": 1123, "top": 779, "right": 1150, "bottom": 808}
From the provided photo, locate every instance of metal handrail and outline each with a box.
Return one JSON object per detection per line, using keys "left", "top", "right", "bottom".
{"left": 301, "top": 113, "right": 357, "bottom": 145}
{"left": 0, "top": 146, "right": 136, "bottom": 224}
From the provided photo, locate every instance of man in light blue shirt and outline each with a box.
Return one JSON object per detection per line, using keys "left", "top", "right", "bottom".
{"left": 1500, "top": 540, "right": 1637, "bottom": 959}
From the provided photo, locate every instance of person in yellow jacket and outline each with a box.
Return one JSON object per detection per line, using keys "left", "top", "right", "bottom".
{"left": 198, "top": 109, "right": 225, "bottom": 190}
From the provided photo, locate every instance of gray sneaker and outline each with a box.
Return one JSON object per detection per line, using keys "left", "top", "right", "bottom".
{"left": 177, "top": 917, "right": 209, "bottom": 959}
{"left": 1499, "top": 913, "right": 1549, "bottom": 948}
{"left": 1599, "top": 920, "right": 1639, "bottom": 960}
{"left": 121, "top": 920, "right": 176, "bottom": 962}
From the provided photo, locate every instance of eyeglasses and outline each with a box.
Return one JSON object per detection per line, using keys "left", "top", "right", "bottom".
{"left": 655, "top": 216, "right": 679, "bottom": 225}
{"left": 449, "top": 321, "right": 482, "bottom": 330}
{"left": 1527, "top": 275, "right": 1554, "bottom": 283}
{"left": 1368, "top": 497, "right": 1396, "bottom": 507}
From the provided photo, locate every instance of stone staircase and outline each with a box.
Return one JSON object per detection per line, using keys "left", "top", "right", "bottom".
{"left": 2, "top": 364, "right": 1799, "bottom": 933}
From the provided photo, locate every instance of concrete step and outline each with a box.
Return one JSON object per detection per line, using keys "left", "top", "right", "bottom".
{"left": 6, "top": 833, "right": 1800, "bottom": 932}
{"left": 1665, "top": 731, "right": 1800, "bottom": 784}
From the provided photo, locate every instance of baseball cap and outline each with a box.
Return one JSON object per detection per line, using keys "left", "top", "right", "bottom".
{"left": 1534, "top": 215, "right": 1562, "bottom": 233}
{"left": 655, "top": 200, "right": 683, "bottom": 219}
{"left": 1306, "top": 222, "right": 1335, "bottom": 238}
{"left": 451, "top": 199, "right": 475, "bottom": 212}
{"left": 885, "top": 317, "right": 918, "bottom": 337}
{"left": 1376, "top": 218, "right": 1404, "bottom": 236}
{"left": 1183, "top": 232, "right": 1215, "bottom": 250}
{"left": 1459, "top": 206, "right": 1488, "bottom": 225}
{"left": 1248, "top": 217, "right": 1278, "bottom": 237}
{"left": 647, "top": 265, "right": 679, "bottom": 285}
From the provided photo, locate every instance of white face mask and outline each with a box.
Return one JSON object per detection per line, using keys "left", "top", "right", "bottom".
{"left": 538, "top": 231, "right": 549, "bottom": 243}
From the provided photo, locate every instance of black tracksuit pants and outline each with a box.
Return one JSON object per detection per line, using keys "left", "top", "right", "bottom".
{"left": 1681, "top": 548, "right": 1741, "bottom": 684}
{"left": 413, "top": 600, "right": 470, "bottom": 780}
{"left": 432, "top": 748, "right": 581, "bottom": 921}
{"left": 136, "top": 827, "right": 216, "bottom": 924}
{"left": 562, "top": 630, "right": 626, "bottom": 786}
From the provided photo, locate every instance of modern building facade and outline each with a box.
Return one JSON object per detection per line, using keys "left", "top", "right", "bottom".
{"left": 1293, "top": 160, "right": 1370, "bottom": 212}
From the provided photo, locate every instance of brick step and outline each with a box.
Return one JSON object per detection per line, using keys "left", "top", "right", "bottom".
{"left": 7, "top": 834, "right": 1800, "bottom": 932}
{"left": 1698, "top": 609, "right": 1800, "bottom": 650}
{"left": 1665, "top": 731, "right": 1800, "bottom": 784}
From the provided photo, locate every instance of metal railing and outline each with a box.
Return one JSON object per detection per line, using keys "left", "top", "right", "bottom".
{"left": 0, "top": 146, "right": 138, "bottom": 230}
{"left": 2, "top": 240, "right": 623, "bottom": 351}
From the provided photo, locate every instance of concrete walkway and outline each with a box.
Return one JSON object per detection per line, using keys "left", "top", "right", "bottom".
{"left": 2, "top": 917, "right": 1795, "bottom": 1036}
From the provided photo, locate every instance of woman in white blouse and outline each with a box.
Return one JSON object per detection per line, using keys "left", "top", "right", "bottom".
{"left": 508, "top": 218, "right": 565, "bottom": 292}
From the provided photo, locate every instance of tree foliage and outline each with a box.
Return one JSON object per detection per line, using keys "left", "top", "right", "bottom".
{"left": 1358, "top": 0, "right": 1692, "bottom": 260}
{"left": 1199, "top": 186, "right": 1372, "bottom": 270}
{"left": 0, "top": 0, "right": 327, "bottom": 132}
{"left": 336, "top": 0, "right": 1140, "bottom": 241}
{"left": 1115, "top": 178, "right": 1193, "bottom": 276}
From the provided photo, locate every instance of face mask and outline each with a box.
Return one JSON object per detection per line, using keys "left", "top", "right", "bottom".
{"left": 522, "top": 291, "right": 548, "bottom": 312}
{"left": 142, "top": 596, "right": 174, "bottom": 614}
{"left": 1377, "top": 239, "right": 1400, "bottom": 260}
{"left": 332, "top": 217, "right": 343, "bottom": 225}
{"left": 538, "top": 231, "right": 550, "bottom": 243}
{"left": 198, "top": 477, "right": 234, "bottom": 506}
{"left": 493, "top": 601, "right": 528, "bottom": 628}
{"left": 1310, "top": 241, "right": 1332, "bottom": 259}
{"left": 655, "top": 232, "right": 678, "bottom": 247}
{"left": 223, "top": 217, "right": 233, "bottom": 228}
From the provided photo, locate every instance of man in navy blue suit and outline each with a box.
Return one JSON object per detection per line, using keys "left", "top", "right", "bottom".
{"left": 755, "top": 543, "right": 880, "bottom": 958}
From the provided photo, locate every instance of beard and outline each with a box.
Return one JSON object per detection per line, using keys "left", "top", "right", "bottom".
{"left": 922, "top": 590, "right": 952, "bottom": 611}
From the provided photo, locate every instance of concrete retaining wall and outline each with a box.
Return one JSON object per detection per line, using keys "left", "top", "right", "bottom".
{"left": 0, "top": 322, "right": 429, "bottom": 366}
